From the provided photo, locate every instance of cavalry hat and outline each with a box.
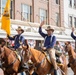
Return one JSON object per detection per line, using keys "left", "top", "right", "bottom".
{"left": 45, "top": 26, "right": 54, "bottom": 32}
{"left": 16, "top": 26, "right": 24, "bottom": 33}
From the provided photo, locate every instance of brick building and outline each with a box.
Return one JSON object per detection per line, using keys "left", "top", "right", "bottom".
{"left": 0, "top": 0, "right": 74, "bottom": 49}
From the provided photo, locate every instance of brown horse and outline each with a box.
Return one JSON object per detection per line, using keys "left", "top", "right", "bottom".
{"left": 23, "top": 45, "right": 67, "bottom": 75}
{"left": 65, "top": 41, "right": 76, "bottom": 75}
{"left": 0, "top": 38, "right": 28, "bottom": 75}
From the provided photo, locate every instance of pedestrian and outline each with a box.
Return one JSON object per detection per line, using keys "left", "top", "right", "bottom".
{"left": 39, "top": 21, "right": 58, "bottom": 75}
{"left": 54, "top": 41, "right": 64, "bottom": 63}
{"left": 54, "top": 41, "right": 64, "bottom": 53}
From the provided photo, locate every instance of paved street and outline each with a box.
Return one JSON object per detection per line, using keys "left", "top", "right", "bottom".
{"left": 67, "top": 68, "right": 74, "bottom": 75}
{"left": 0, "top": 68, "right": 4, "bottom": 75}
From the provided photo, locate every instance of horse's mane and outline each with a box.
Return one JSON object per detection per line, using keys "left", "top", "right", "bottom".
{"left": 30, "top": 48, "right": 45, "bottom": 61}
{"left": 30, "top": 48, "right": 42, "bottom": 54}
{"left": 69, "top": 44, "right": 76, "bottom": 59}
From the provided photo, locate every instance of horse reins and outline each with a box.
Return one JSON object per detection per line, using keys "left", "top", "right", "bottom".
{"left": 30, "top": 48, "right": 47, "bottom": 70}
{"left": 0, "top": 47, "right": 18, "bottom": 69}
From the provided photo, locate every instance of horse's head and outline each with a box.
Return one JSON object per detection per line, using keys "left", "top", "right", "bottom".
{"left": 22, "top": 44, "right": 31, "bottom": 60}
{"left": 0, "top": 38, "right": 6, "bottom": 53}
{"left": 65, "top": 41, "right": 72, "bottom": 52}
{"left": 22, "top": 44, "right": 29, "bottom": 53}
{"left": 0, "top": 38, "right": 6, "bottom": 67}
{"left": 0, "top": 38, "right": 6, "bottom": 46}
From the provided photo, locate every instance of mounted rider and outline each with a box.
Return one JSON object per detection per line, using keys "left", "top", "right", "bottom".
{"left": 7, "top": 26, "right": 27, "bottom": 68}
{"left": 39, "top": 21, "right": 58, "bottom": 75}
{"left": 71, "top": 27, "right": 76, "bottom": 50}
{"left": 7, "top": 26, "right": 25, "bottom": 51}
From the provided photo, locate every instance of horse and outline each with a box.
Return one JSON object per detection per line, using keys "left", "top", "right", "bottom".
{"left": 22, "top": 45, "right": 67, "bottom": 75}
{"left": 65, "top": 41, "right": 76, "bottom": 75}
{"left": 0, "top": 38, "right": 28, "bottom": 75}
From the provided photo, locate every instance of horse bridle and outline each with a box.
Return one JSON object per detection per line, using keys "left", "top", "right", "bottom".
{"left": 0, "top": 46, "right": 18, "bottom": 69}
{"left": 29, "top": 48, "right": 47, "bottom": 71}
{"left": 65, "top": 43, "right": 76, "bottom": 66}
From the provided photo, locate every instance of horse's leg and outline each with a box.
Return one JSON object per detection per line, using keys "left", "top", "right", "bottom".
{"left": 4, "top": 74, "right": 8, "bottom": 75}
{"left": 60, "top": 55, "right": 68, "bottom": 75}
{"left": 59, "top": 65, "right": 67, "bottom": 75}
{"left": 3, "top": 71, "right": 8, "bottom": 75}
{"left": 12, "top": 73, "right": 17, "bottom": 75}
{"left": 74, "top": 74, "right": 76, "bottom": 75}
{"left": 51, "top": 72, "right": 54, "bottom": 75}
{"left": 25, "top": 71, "right": 30, "bottom": 75}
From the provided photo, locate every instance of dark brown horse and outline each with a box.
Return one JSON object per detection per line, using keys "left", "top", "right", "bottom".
{"left": 65, "top": 41, "right": 76, "bottom": 75}
{"left": 0, "top": 38, "right": 28, "bottom": 75}
{"left": 23, "top": 45, "right": 67, "bottom": 75}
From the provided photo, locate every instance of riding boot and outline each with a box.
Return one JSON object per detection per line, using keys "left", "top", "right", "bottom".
{"left": 54, "top": 69, "right": 58, "bottom": 75}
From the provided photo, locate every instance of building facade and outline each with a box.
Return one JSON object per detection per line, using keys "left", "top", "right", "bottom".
{"left": 0, "top": 0, "right": 74, "bottom": 49}
{"left": 64, "top": 0, "right": 76, "bottom": 28}
{"left": 0, "top": 0, "right": 64, "bottom": 25}
{"left": 64, "top": 0, "right": 76, "bottom": 39}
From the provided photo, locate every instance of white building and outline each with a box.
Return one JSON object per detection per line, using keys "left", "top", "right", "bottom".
{"left": 63, "top": 0, "right": 76, "bottom": 43}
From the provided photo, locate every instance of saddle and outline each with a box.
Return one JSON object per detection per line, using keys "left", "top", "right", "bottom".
{"left": 42, "top": 51, "right": 63, "bottom": 66}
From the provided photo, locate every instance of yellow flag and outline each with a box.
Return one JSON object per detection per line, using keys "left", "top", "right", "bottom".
{"left": 1, "top": 0, "right": 11, "bottom": 35}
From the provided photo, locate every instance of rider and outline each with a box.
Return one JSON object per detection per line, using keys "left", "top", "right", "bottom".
{"left": 71, "top": 27, "right": 76, "bottom": 50}
{"left": 71, "top": 27, "right": 76, "bottom": 39}
{"left": 39, "top": 21, "right": 58, "bottom": 75}
{"left": 7, "top": 26, "right": 25, "bottom": 50}
{"left": 54, "top": 41, "right": 63, "bottom": 63}
{"left": 54, "top": 41, "right": 64, "bottom": 54}
{"left": 7, "top": 26, "right": 26, "bottom": 68}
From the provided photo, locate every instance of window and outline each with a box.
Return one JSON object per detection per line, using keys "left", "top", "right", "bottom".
{"left": 74, "top": 0, "right": 76, "bottom": 8}
{"left": 55, "top": 13, "right": 60, "bottom": 26}
{"left": 40, "top": 9, "right": 47, "bottom": 24}
{"left": 74, "top": 17, "right": 76, "bottom": 28}
{"left": 69, "top": 0, "right": 72, "bottom": 7}
{"left": 56, "top": 0, "right": 59, "bottom": 4}
{"left": 2, "top": 0, "right": 7, "bottom": 13}
{"left": 0, "top": 0, "right": 7, "bottom": 17}
{"left": 10, "top": 1, "right": 13, "bottom": 19}
{"left": 21, "top": 4, "right": 32, "bottom": 22}
{"left": 0, "top": 0, "right": 14, "bottom": 19}
{"left": 0, "top": 0, "right": 1, "bottom": 16}
{"left": 69, "top": 16, "right": 72, "bottom": 27}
